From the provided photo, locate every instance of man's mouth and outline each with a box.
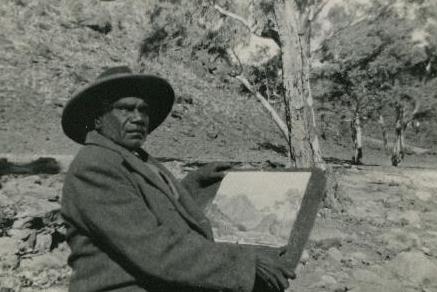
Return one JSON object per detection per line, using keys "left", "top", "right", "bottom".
{"left": 126, "top": 129, "right": 146, "bottom": 136}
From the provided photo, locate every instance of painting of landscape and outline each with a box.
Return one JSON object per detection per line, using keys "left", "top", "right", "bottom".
{"left": 205, "top": 171, "right": 312, "bottom": 247}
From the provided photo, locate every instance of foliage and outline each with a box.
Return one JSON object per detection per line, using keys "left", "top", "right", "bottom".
{"left": 315, "top": 3, "right": 437, "bottom": 145}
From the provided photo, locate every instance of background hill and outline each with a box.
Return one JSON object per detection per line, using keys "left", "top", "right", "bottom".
{"left": 1, "top": 0, "right": 436, "bottom": 166}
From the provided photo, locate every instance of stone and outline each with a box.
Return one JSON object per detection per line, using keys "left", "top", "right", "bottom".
{"left": 299, "top": 249, "right": 309, "bottom": 264}
{"left": 310, "top": 274, "right": 338, "bottom": 288}
{"left": 34, "top": 233, "right": 53, "bottom": 254}
{"left": 387, "top": 251, "right": 437, "bottom": 286}
{"left": 378, "top": 229, "right": 421, "bottom": 253}
{"left": 415, "top": 191, "right": 432, "bottom": 201}
{"left": 0, "top": 237, "right": 19, "bottom": 256}
{"left": 386, "top": 210, "right": 421, "bottom": 227}
{"left": 233, "top": 35, "right": 280, "bottom": 66}
{"left": 350, "top": 252, "right": 370, "bottom": 265}
{"left": 327, "top": 247, "right": 343, "bottom": 262}
{"left": 352, "top": 267, "right": 404, "bottom": 292}
{"left": 353, "top": 269, "right": 380, "bottom": 283}
{"left": 14, "top": 194, "right": 60, "bottom": 219}
{"left": 11, "top": 217, "right": 33, "bottom": 229}
{"left": 0, "top": 276, "right": 21, "bottom": 291}
{"left": 18, "top": 249, "right": 68, "bottom": 272}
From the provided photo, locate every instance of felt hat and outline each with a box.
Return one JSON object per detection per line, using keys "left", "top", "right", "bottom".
{"left": 61, "top": 66, "right": 175, "bottom": 144}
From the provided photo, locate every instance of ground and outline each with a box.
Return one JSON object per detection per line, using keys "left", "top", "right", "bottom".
{"left": 1, "top": 161, "right": 437, "bottom": 291}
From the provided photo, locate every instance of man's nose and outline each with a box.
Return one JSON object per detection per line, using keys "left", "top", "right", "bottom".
{"left": 130, "top": 109, "right": 147, "bottom": 124}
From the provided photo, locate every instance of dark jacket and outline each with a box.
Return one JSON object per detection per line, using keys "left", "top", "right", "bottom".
{"left": 61, "top": 131, "right": 256, "bottom": 292}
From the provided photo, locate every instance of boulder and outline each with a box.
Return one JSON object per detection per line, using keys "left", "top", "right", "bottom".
{"left": 387, "top": 251, "right": 437, "bottom": 287}
{"left": 377, "top": 228, "right": 421, "bottom": 253}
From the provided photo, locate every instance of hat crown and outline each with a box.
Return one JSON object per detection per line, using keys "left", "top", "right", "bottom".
{"left": 97, "top": 66, "right": 133, "bottom": 79}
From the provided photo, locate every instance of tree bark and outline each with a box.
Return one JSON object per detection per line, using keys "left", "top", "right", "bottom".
{"left": 378, "top": 114, "right": 390, "bottom": 155}
{"left": 392, "top": 105, "right": 405, "bottom": 166}
{"left": 273, "top": 0, "right": 324, "bottom": 168}
{"left": 351, "top": 113, "right": 363, "bottom": 165}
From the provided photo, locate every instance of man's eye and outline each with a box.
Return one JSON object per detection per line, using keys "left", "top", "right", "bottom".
{"left": 138, "top": 106, "right": 149, "bottom": 114}
{"left": 115, "top": 105, "right": 132, "bottom": 111}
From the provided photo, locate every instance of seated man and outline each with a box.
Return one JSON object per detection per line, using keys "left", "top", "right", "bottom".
{"left": 61, "top": 66, "right": 295, "bottom": 292}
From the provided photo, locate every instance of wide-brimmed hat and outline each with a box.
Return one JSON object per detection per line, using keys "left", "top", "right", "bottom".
{"left": 62, "top": 66, "right": 175, "bottom": 144}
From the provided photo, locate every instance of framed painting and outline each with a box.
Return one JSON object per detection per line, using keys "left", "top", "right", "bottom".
{"left": 205, "top": 168, "right": 326, "bottom": 271}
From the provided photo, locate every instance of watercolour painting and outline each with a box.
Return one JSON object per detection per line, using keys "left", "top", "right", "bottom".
{"left": 205, "top": 171, "right": 312, "bottom": 247}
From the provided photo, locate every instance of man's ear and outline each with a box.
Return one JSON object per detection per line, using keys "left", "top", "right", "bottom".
{"left": 94, "top": 116, "right": 102, "bottom": 130}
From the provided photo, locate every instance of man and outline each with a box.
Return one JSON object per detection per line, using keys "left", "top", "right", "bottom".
{"left": 61, "top": 66, "right": 295, "bottom": 292}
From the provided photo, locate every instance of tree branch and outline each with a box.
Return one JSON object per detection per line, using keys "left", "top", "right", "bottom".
{"left": 311, "top": 0, "right": 330, "bottom": 21}
{"left": 405, "top": 99, "right": 421, "bottom": 125}
{"left": 214, "top": 4, "right": 256, "bottom": 33}
{"left": 235, "top": 74, "right": 290, "bottom": 142}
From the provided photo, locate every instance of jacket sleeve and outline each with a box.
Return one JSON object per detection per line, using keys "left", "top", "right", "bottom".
{"left": 62, "top": 155, "right": 256, "bottom": 292}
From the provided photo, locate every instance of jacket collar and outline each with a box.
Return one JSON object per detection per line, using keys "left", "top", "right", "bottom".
{"left": 85, "top": 131, "right": 171, "bottom": 196}
{"left": 84, "top": 131, "right": 209, "bottom": 237}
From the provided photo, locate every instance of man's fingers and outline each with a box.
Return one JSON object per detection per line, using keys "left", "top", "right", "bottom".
{"left": 257, "top": 267, "right": 282, "bottom": 291}
{"left": 212, "top": 162, "right": 233, "bottom": 172}
{"left": 283, "top": 269, "right": 296, "bottom": 280}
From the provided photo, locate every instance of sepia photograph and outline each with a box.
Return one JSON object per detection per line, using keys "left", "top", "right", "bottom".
{"left": 1, "top": 0, "right": 437, "bottom": 291}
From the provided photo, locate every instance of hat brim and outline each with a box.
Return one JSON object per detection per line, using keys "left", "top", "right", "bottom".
{"left": 62, "top": 74, "right": 175, "bottom": 144}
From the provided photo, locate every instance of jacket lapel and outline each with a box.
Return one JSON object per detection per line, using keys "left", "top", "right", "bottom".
{"left": 147, "top": 157, "right": 210, "bottom": 237}
{"left": 85, "top": 131, "right": 208, "bottom": 237}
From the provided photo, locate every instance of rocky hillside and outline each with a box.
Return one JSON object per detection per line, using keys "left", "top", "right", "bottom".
{"left": 0, "top": 0, "right": 288, "bottom": 163}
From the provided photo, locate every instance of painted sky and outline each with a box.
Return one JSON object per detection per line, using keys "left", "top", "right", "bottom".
{"left": 217, "top": 171, "right": 311, "bottom": 210}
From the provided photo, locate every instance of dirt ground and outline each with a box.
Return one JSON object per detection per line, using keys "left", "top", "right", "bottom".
{"left": 1, "top": 161, "right": 437, "bottom": 292}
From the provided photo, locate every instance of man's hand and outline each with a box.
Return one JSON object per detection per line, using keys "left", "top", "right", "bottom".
{"left": 185, "top": 162, "right": 232, "bottom": 187}
{"left": 181, "top": 162, "right": 232, "bottom": 208}
{"left": 253, "top": 250, "right": 296, "bottom": 292}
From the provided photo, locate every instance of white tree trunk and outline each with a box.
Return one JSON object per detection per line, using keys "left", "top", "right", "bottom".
{"left": 392, "top": 105, "right": 405, "bottom": 166}
{"left": 351, "top": 113, "right": 363, "bottom": 164}
{"left": 273, "top": 0, "right": 324, "bottom": 169}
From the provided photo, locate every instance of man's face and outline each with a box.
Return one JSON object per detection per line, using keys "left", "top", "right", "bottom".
{"left": 95, "top": 97, "right": 150, "bottom": 150}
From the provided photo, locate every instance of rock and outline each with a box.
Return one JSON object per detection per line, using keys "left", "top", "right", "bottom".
{"left": 352, "top": 267, "right": 404, "bottom": 292}
{"left": 233, "top": 35, "right": 280, "bottom": 66}
{"left": 378, "top": 229, "right": 421, "bottom": 253}
{"left": 18, "top": 250, "right": 68, "bottom": 272}
{"left": 327, "top": 247, "right": 343, "bottom": 262}
{"left": 352, "top": 269, "right": 380, "bottom": 283}
{"left": 34, "top": 233, "right": 53, "bottom": 254}
{"left": 386, "top": 210, "right": 421, "bottom": 227}
{"left": 299, "top": 249, "right": 309, "bottom": 265}
{"left": 310, "top": 274, "right": 338, "bottom": 288}
{"left": 386, "top": 251, "right": 437, "bottom": 286}
{"left": 0, "top": 276, "right": 20, "bottom": 291}
{"left": 67, "top": 1, "right": 112, "bottom": 34}
{"left": 18, "top": 230, "right": 37, "bottom": 255}
{"left": 11, "top": 217, "right": 33, "bottom": 229}
{"left": 310, "top": 224, "right": 345, "bottom": 249}
{"left": 415, "top": 191, "right": 432, "bottom": 201}
{"left": 1, "top": 254, "right": 19, "bottom": 271}
{"left": 0, "top": 237, "right": 19, "bottom": 256}
{"left": 14, "top": 194, "right": 60, "bottom": 219}
{"left": 350, "top": 252, "right": 370, "bottom": 265}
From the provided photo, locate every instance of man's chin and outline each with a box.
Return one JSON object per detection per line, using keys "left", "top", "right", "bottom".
{"left": 120, "top": 137, "right": 146, "bottom": 150}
